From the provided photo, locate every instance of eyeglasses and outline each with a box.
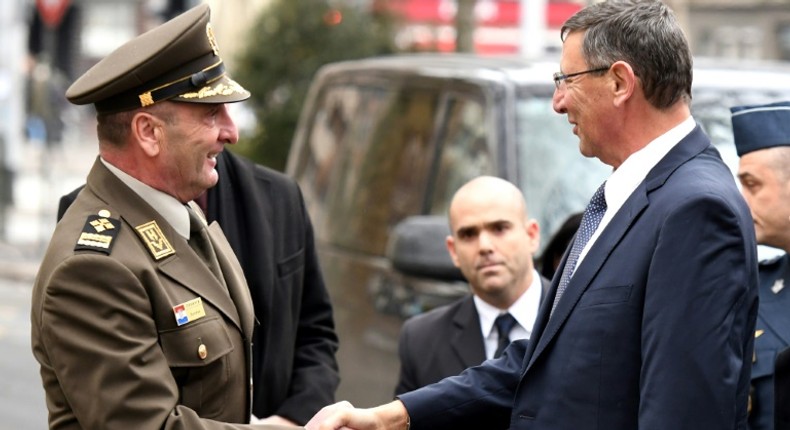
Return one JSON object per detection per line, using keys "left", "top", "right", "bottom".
{"left": 553, "top": 66, "right": 611, "bottom": 89}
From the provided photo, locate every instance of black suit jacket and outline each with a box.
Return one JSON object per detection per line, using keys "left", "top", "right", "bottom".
{"left": 57, "top": 151, "right": 339, "bottom": 424}
{"left": 395, "top": 276, "right": 549, "bottom": 395}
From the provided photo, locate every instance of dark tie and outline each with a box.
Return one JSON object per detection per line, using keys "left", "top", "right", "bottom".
{"left": 551, "top": 182, "right": 607, "bottom": 314}
{"left": 186, "top": 205, "right": 225, "bottom": 285}
{"left": 494, "top": 313, "right": 518, "bottom": 358}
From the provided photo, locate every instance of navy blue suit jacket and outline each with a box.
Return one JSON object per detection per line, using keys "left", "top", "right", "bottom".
{"left": 400, "top": 125, "right": 759, "bottom": 430}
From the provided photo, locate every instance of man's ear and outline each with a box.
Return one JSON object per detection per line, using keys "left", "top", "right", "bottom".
{"left": 525, "top": 219, "right": 541, "bottom": 253}
{"left": 130, "top": 111, "right": 163, "bottom": 157}
{"left": 610, "top": 61, "right": 636, "bottom": 108}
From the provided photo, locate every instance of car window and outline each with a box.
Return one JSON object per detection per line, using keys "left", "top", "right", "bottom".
{"left": 515, "top": 92, "right": 611, "bottom": 249}
{"left": 428, "top": 92, "right": 495, "bottom": 216}
{"left": 300, "top": 81, "right": 443, "bottom": 255}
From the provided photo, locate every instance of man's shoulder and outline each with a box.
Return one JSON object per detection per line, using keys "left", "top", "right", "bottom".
{"left": 403, "top": 295, "right": 474, "bottom": 331}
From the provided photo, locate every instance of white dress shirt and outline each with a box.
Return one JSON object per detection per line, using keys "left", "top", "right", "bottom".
{"left": 575, "top": 116, "right": 696, "bottom": 270}
{"left": 475, "top": 269, "right": 543, "bottom": 360}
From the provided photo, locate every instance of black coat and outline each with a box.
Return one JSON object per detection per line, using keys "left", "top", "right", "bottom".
{"left": 57, "top": 151, "right": 339, "bottom": 424}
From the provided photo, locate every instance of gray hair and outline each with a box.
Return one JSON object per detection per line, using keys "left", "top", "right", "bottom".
{"left": 561, "top": 0, "right": 692, "bottom": 109}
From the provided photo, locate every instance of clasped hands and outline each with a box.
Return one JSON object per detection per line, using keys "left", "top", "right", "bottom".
{"left": 305, "top": 400, "right": 409, "bottom": 430}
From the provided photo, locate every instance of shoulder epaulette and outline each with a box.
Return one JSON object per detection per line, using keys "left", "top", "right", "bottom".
{"left": 74, "top": 210, "right": 121, "bottom": 255}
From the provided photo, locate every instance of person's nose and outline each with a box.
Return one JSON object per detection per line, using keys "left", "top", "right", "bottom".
{"left": 218, "top": 104, "right": 239, "bottom": 145}
{"left": 478, "top": 231, "right": 494, "bottom": 253}
{"left": 552, "top": 86, "right": 567, "bottom": 114}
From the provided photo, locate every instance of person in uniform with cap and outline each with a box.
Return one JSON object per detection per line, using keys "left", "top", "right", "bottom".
{"left": 731, "top": 100, "right": 790, "bottom": 430}
{"left": 30, "top": 5, "right": 298, "bottom": 429}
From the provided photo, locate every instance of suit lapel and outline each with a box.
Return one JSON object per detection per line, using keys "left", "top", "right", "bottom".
{"left": 450, "top": 297, "right": 486, "bottom": 367}
{"left": 525, "top": 125, "right": 712, "bottom": 371}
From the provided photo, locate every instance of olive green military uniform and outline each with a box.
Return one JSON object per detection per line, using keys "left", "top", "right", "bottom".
{"left": 30, "top": 4, "right": 298, "bottom": 429}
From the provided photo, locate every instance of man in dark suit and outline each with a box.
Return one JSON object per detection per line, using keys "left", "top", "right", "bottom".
{"left": 730, "top": 101, "right": 790, "bottom": 430}
{"left": 395, "top": 176, "right": 549, "bottom": 395}
{"left": 57, "top": 132, "right": 339, "bottom": 427}
{"left": 306, "top": 1, "right": 758, "bottom": 429}
{"left": 32, "top": 5, "right": 296, "bottom": 429}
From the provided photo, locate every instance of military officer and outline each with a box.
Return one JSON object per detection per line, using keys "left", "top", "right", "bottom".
{"left": 30, "top": 4, "right": 297, "bottom": 429}
{"left": 777, "top": 346, "right": 790, "bottom": 430}
{"left": 731, "top": 101, "right": 790, "bottom": 430}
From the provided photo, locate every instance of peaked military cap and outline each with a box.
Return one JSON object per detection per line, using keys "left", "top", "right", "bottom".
{"left": 66, "top": 4, "right": 250, "bottom": 114}
{"left": 731, "top": 101, "right": 790, "bottom": 156}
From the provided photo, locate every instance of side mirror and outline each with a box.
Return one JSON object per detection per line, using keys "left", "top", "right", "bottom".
{"left": 386, "top": 216, "right": 465, "bottom": 282}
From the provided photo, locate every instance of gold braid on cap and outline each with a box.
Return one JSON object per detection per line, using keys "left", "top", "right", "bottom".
{"left": 138, "top": 60, "right": 225, "bottom": 107}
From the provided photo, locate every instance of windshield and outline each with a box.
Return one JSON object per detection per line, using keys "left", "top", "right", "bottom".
{"left": 515, "top": 94, "right": 610, "bottom": 252}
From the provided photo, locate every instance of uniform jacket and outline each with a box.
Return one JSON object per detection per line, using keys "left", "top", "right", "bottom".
{"left": 750, "top": 254, "right": 790, "bottom": 430}
{"left": 32, "top": 158, "right": 296, "bottom": 429}
{"left": 394, "top": 276, "right": 549, "bottom": 395}
{"left": 55, "top": 151, "right": 340, "bottom": 425}
{"left": 205, "top": 151, "right": 339, "bottom": 423}
{"left": 400, "top": 125, "right": 759, "bottom": 430}
{"left": 776, "top": 346, "right": 790, "bottom": 430}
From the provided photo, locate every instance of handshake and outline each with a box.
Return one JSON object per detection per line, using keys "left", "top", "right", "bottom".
{"left": 304, "top": 400, "right": 409, "bottom": 430}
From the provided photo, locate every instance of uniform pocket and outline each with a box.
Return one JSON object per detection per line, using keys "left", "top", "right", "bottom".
{"left": 277, "top": 247, "right": 305, "bottom": 278}
{"left": 159, "top": 316, "right": 234, "bottom": 366}
{"left": 159, "top": 316, "right": 235, "bottom": 416}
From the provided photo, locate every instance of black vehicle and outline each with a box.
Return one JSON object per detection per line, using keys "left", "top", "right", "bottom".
{"left": 286, "top": 54, "right": 790, "bottom": 406}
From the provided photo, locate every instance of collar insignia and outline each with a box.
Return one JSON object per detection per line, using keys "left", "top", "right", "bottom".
{"left": 771, "top": 279, "right": 784, "bottom": 294}
{"left": 135, "top": 220, "right": 175, "bottom": 260}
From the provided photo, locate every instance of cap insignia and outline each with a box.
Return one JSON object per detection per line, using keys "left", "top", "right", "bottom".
{"left": 135, "top": 220, "right": 176, "bottom": 260}
{"left": 75, "top": 214, "right": 121, "bottom": 255}
{"left": 139, "top": 92, "right": 155, "bottom": 107}
{"left": 180, "top": 78, "right": 247, "bottom": 100}
{"left": 206, "top": 23, "right": 219, "bottom": 56}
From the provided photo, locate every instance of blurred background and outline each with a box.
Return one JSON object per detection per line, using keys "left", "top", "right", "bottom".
{"left": 1, "top": 0, "right": 789, "bottom": 427}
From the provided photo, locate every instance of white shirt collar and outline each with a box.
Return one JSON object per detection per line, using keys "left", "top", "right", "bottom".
{"left": 100, "top": 157, "right": 191, "bottom": 239}
{"left": 603, "top": 116, "right": 696, "bottom": 215}
{"left": 575, "top": 116, "right": 696, "bottom": 266}
{"left": 475, "top": 269, "right": 543, "bottom": 359}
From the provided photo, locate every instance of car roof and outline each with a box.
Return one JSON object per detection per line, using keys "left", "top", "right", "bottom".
{"left": 317, "top": 53, "right": 790, "bottom": 91}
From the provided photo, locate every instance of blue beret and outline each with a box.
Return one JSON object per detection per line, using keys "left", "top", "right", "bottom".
{"left": 730, "top": 101, "right": 790, "bottom": 156}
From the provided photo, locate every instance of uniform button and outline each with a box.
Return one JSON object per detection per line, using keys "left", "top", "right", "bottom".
{"left": 198, "top": 344, "right": 208, "bottom": 360}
